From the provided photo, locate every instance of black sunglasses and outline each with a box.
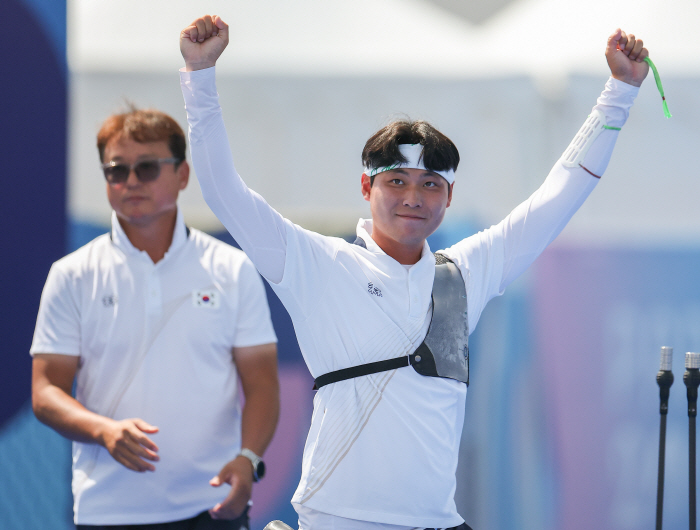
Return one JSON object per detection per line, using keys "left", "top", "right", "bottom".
{"left": 101, "top": 158, "right": 182, "bottom": 184}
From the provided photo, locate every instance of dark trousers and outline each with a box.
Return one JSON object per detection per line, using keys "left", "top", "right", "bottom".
{"left": 76, "top": 507, "right": 250, "bottom": 530}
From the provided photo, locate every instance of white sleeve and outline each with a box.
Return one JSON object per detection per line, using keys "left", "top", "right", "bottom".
{"left": 180, "top": 67, "right": 288, "bottom": 284}
{"left": 30, "top": 263, "right": 81, "bottom": 356}
{"left": 577, "top": 76, "right": 640, "bottom": 176}
{"left": 443, "top": 77, "right": 639, "bottom": 331}
{"left": 231, "top": 258, "right": 278, "bottom": 348}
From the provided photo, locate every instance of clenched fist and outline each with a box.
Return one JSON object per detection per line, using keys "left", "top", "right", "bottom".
{"left": 606, "top": 28, "right": 650, "bottom": 87}
{"left": 180, "top": 15, "right": 229, "bottom": 72}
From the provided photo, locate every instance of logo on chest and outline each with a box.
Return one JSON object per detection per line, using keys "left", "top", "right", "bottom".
{"left": 367, "top": 282, "right": 383, "bottom": 297}
{"left": 192, "top": 289, "right": 220, "bottom": 309}
{"left": 102, "top": 295, "right": 118, "bottom": 307}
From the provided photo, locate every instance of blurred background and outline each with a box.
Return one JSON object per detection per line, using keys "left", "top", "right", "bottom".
{"left": 2, "top": 0, "right": 699, "bottom": 528}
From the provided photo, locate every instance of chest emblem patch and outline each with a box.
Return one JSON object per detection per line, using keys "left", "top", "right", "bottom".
{"left": 367, "top": 282, "right": 383, "bottom": 297}
{"left": 192, "top": 289, "right": 220, "bottom": 309}
{"left": 102, "top": 295, "right": 118, "bottom": 307}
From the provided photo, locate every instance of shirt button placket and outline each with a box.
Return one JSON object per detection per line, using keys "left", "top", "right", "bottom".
{"left": 407, "top": 267, "right": 422, "bottom": 318}
{"left": 147, "top": 265, "right": 161, "bottom": 314}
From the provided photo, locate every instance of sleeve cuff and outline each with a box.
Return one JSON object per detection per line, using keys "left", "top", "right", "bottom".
{"left": 606, "top": 76, "right": 641, "bottom": 96}
{"left": 599, "top": 76, "right": 639, "bottom": 107}
{"left": 595, "top": 76, "right": 639, "bottom": 129}
{"left": 179, "top": 65, "right": 216, "bottom": 77}
{"left": 179, "top": 65, "right": 217, "bottom": 90}
{"left": 29, "top": 346, "right": 80, "bottom": 357}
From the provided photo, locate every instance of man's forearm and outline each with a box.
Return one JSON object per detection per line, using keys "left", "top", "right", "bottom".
{"left": 578, "top": 76, "right": 639, "bottom": 177}
{"left": 33, "top": 384, "right": 112, "bottom": 445}
{"left": 239, "top": 384, "right": 280, "bottom": 457}
{"left": 33, "top": 374, "right": 160, "bottom": 472}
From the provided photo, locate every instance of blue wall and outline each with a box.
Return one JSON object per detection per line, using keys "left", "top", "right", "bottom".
{"left": 0, "top": 2, "right": 69, "bottom": 529}
{"left": 0, "top": 0, "right": 67, "bottom": 430}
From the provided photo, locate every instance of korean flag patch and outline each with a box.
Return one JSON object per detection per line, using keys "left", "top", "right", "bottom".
{"left": 193, "top": 289, "right": 219, "bottom": 309}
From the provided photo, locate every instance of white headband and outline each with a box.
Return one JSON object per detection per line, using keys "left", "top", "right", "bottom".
{"left": 363, "top": 143, "right": 455, "bottom": 185}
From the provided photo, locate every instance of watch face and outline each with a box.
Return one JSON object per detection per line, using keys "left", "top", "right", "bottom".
{"left": 256, "top": 460, "right": 266, "bottom": 480}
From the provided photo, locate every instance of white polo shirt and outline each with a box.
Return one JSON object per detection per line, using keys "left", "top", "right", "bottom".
{"left": 180, "top": 67, "right": 638, "bottom": 528}
{"left": 30, "top": 209, "right": 277, "bottom": 525}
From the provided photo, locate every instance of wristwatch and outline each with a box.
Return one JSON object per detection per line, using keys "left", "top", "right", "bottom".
{"left": 239, "top": 448, "right": 266, "bottom": 482}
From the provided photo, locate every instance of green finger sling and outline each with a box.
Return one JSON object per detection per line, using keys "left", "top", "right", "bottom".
{"left": 644, "top": 56, "right": 672, "bottom": 118}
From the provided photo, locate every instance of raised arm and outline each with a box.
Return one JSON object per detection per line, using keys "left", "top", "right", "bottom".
{"left": 499, "top": 29, "right": 649, "bottom": 284}
{"left": 446, "top": 29, "right": 649, "bottom": 317}
{"left": 180, "top": 15, "right": 288, "bottom": 284}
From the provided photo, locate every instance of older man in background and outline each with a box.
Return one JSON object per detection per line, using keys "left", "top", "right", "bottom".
{"left": 31, "top": 107, "right": 280, "bottom": 529}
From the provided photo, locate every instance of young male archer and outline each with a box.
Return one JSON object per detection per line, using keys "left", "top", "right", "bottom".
{"left": 179, "top": 14, "right": 649, "bottom": 530}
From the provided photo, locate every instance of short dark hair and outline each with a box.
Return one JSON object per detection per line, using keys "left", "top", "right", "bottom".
{"left": 97, "top": 107, "right": 186, "bottom": 164}
{"left": 361, "top": 120, "right": 459, "bottom": 184}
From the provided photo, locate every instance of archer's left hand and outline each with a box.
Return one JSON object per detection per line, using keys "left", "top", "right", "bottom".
{"left": 606, "top": 28, "right": 650, "bottom": 87}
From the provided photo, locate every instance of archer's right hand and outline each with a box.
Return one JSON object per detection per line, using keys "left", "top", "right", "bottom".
{"left": 180, "top": 15, "right": 229, "bottom": 72}
{"left": 100, "top": 418, "right": 160, "bottom": 472}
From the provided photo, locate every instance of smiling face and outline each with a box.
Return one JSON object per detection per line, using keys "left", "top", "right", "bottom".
{"left": 103, "top": 136, "right": 189, "bottom": 229}
{"left": 361, "top": 168, "right": 452, "bottom": 264}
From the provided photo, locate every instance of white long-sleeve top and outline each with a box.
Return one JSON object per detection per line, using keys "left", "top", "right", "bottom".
{"left": 181, "top": 68, "right": 637, "bottom": 528}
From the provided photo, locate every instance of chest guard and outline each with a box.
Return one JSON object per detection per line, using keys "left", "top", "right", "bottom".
{"left": 411, "top": 253, "right": 469, "bottom": 384}
{"left": 313, "top": 249, "right": 469, "bottom": 389}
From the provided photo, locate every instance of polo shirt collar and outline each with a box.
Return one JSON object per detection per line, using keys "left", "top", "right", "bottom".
{"left": 111, "top": 208, "right": 188, "bottom": 259}
{"left": 356, "top": 218, "right": 433, "bottom": 263}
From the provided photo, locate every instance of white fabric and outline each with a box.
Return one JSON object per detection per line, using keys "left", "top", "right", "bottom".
{"left": 572, "top": 76, "right": 638, "bottom": 177}
{"left": 561, "top": 109, "right": 609, "bottom": 168}
{"left": 296, "top": 504, "right": 419, "bottom": 530}
{"left": 30, "top": 209, "right": 277, "bottom": 525}
{"left": 180, "top": 67, "right": 635, "bottom": 528}
{"left": 363, "top": 143, "right": 455, "bottom": 184}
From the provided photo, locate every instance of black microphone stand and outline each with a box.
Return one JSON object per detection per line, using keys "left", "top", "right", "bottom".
{"left": 685, "top": 352, "right": 700, "bottom": 530}
{"left": 656, "top": 346, "right": 673, "bottom": 530}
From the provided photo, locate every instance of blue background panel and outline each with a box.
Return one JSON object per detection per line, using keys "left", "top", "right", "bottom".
{"left": 0, "top": 0, "right": 67, "bottom": 428}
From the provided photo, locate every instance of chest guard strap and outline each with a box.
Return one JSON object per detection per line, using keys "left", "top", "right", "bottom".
{"left": 313, "top": 250, "right": 469, "bottom": 389}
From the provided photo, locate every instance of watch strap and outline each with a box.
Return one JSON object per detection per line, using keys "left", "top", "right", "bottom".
{"left": 239, "top": 448, "right": 263, "bottom": 481}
